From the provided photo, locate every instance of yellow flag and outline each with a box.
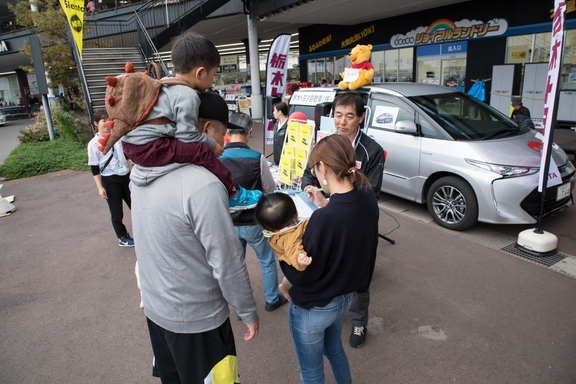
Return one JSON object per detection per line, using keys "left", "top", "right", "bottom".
{"left": 59, "top": 0, "right": 84, "bottom": 57}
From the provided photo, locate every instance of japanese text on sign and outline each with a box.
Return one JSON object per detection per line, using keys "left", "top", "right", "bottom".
{"left": 290, "top": 92, "right": 336, "bottom": 106}
{"left": 341, "top": 25, "right": 375, "bottom": 48}
{"left": 309, "top": 34, "right": 332, "bottom": 53}
{"left": 391, "top": 18, "right": 508, "bottom": 48}
{"left": 415, "top": 23, "right": 499, "bottom": 44}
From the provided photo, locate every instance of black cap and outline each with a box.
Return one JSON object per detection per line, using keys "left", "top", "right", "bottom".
{"left": 512, "top": 97, "right": 522, "bottom": 105}
{"left": 198, "top": 92, "right": 243, "bottom": 130}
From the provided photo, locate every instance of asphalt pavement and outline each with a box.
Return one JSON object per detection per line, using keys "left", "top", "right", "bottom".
{"left": 1, "top": 123, "right": 576, "bottom": 383}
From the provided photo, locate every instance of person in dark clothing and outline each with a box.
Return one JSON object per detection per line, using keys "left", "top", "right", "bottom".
{"left": 282, "top": 134, "right": 379, "bottom": 383}
{"left": 273, "top": 102, "right": 289, "bottom": 165}
{"left": 510, "top": 97, "right": 531, "bottom": 121}
{"left": 301, "top": 93, "right": 385, "bottom": 349}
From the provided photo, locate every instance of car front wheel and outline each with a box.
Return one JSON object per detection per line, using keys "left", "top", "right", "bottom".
{"left": 427, "top": 176, "right": 478, "bottom": 231}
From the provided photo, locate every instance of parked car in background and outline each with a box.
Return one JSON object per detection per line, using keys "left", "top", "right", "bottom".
{"left": 288, "top": 85, "right": 575, "bottom": 231}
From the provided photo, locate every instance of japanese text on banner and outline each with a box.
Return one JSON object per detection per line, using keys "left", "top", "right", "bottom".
{"left": 539, "top": 0, "right": 566, "bottom": 192}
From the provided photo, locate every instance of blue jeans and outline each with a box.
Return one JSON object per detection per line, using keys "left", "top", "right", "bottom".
{"left": 289, "top": 293, "right": 353, "bottom": 384}
{"left": 234, "top": 225, "right": 279, "bottom": 304}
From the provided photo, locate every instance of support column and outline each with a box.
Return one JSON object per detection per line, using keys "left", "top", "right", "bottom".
{"left": 247, "top": 14, "right": 263, "bottom": 119}
{"left": 15, "top": 69, "right": 30, "bottom": 108}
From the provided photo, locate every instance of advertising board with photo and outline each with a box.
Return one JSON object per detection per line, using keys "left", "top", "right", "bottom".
{"left": 371, "top": 105, "right": 400, "bottom": 129}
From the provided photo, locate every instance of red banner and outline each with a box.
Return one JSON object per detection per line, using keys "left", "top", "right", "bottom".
{"left": 264, "top": 34, "right": 291, "bottom": 145}
{"left": 539, "top": 0, "right": 566, "bottom": 192}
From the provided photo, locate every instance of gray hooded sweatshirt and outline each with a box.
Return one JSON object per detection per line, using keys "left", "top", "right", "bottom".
{"left": 130, "top": 163, "right": 256, "bottom": 333}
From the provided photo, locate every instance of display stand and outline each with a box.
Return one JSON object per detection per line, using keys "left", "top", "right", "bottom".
{"left": 277, "top": 121, "right": 313, "bottom": 191}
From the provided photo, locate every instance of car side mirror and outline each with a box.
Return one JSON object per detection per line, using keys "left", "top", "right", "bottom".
{"left": 395, "top": 120, "right": 417, "bottom": 134}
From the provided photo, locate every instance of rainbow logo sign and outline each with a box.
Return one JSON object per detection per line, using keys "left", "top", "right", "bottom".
{"left": 425, "top": 19, "right": 457, "bottom": 34}
{"left": 390, "top": 18, "right": 508, "bottom": 48}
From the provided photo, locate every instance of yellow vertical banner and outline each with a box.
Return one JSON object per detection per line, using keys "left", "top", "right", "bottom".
{"left": 59, "top": 0, "right": 84, "bottom": 57}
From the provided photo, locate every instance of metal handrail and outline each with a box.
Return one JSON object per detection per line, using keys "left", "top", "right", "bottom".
{"left": 134, "top": 11, "right": 169, "bottom": 77}
{"left": 67, "top": 31, "right": 95, "bottom": 132}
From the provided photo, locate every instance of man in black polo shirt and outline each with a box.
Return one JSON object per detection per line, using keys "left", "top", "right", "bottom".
{"left": 302, "top": 93, "right": 385, "bottom": 348}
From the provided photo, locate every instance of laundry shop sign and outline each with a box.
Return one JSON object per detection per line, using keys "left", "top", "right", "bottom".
{"left": 391, "top": 18, "right": 508, "bottom": 48}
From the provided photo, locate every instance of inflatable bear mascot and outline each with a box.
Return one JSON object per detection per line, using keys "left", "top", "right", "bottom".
{"left": 339, "top": 44, "right": 374, "bottom": 91}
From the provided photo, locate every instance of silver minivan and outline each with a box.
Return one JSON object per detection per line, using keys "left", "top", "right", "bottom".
{"left": 289, "top": 84, "right": 575, "bottom": 230}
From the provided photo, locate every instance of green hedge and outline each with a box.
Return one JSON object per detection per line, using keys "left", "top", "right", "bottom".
{"left": 0, "top": 140, "right": 90, "bottom": 180}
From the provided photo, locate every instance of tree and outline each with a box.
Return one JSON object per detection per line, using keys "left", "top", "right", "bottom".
{"left": 8, "top": 0, "right": 77, "bottom": 91}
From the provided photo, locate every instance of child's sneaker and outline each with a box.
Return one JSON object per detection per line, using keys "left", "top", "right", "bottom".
{"left": 229, "top": 187, "right": 262, "bottom": 212}
{"left": 119, "top": 234, "right": 135, "bottom": 247}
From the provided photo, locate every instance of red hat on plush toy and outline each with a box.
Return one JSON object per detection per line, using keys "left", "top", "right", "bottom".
{"left": 288, "top": 111, "right": 307, "bottom": 123}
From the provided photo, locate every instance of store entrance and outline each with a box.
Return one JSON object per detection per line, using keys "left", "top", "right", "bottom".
{"left": 416, "top": 42, "right": 467, "bottom": 91}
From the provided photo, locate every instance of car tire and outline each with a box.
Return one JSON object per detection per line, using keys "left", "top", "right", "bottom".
{"left": 427, "top": 176, "right": 478, "bottom": 231}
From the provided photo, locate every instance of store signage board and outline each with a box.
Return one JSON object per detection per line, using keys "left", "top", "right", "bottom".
{"left": 222, "top": 64, "right": 237, "bottom": 73}
{"left": 290, "top": 91, "right": 336, "bottom": 106}
{"left": 221, "top": 56, "right": 238, "bottom": 65}
{"left": 538, "top": 0, "right": 566, "bottom": 192}
{"left": 391, "top": 18, "right": 508, "bottom": 48}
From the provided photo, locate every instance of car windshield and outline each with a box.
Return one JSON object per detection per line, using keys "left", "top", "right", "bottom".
{"left": 409, "top": 93, "right": 520, "bottom": 140}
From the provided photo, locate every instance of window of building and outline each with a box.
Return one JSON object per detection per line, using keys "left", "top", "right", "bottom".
{"left": 0, "top": 74, "right": 20, "bottom": 105}
{"left": 399, "top": 48, "right": 414, "bottom": 82}
{"left": 561, "top": 30, "right": 576, "bottom": 90}
{"left": 310, "top": 48, "right": 413, "bottom": 84}
{"left": 506, "top": 32, "right": 552, "bottom": 64}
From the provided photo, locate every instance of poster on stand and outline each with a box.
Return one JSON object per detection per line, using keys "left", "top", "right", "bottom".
{"left": 278, "top": 122, "right": 314, "bottom": 189}
{"left": 264, "top": 34, "right": 291, "bottom": 145}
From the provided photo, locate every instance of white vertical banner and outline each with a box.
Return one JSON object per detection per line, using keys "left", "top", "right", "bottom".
{"left": 264, "top": 34, "right": 291, "bottom": 145}
{"left": 539, "top": 0, "right": 566, "bottom": 192}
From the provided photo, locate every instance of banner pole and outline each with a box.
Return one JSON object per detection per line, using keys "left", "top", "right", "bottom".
{"left": 535, "top": 6, "right": 566, "bottom": 234}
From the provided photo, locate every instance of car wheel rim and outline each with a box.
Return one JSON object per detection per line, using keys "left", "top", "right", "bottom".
{"left": 432, "top": 186, "right": 467, "bottom": 225}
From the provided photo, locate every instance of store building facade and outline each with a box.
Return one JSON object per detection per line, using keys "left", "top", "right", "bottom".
{"left": 0, "top": 30, "right": 39, "bottom": 108}
{"left": 298, "top": 0, "right": 576, "bottom": 125}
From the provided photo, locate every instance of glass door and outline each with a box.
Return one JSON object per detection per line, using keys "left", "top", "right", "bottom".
{"left": 441, "top": 59, "right": 466, "bottom": 91}
{"left": 417, "top": 60, "right": 441, "bottom": 85}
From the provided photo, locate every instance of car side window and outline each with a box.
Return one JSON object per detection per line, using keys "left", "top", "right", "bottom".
{"left": 369, "top": 99, "right": 414, "bottom": 131}
{"left": 419, "top": 115, "right": 442, "bottom": 138}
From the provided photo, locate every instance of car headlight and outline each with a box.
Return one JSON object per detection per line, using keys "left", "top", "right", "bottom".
{"left": 466, "top": 159, "right": 539, "bottom": 177}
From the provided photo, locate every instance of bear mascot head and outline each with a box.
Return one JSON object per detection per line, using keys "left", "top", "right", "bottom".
{"left": 339, "top": 44, "right": 374, "bottom": 91}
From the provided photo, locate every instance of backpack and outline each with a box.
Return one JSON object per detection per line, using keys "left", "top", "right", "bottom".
{"left": 97, "top": 62, "right": 192, "bottom": 154}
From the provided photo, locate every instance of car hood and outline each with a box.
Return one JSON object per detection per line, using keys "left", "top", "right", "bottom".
{"left": 467, "top": 130, "right": 568, "bottom": 168}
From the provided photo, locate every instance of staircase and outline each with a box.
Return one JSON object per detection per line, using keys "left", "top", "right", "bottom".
{"left": 78, "top": 0, "right": 231, "bottom": 114}
{"left": 82, "top": 47, "right": 148, "bottom": 109}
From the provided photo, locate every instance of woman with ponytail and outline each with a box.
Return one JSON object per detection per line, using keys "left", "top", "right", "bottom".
{"left": 280, "top": 134, "right": 379, "bottom": 384}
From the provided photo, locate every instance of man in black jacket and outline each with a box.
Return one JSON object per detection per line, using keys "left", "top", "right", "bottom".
{"left": 302, "top": 93, "right": 385, "bottom": 348}
{"left": 510, "top": 97, "right": 531, "bottom": 121}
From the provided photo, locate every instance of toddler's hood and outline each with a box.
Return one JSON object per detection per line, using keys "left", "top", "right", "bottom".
{"left": 262, "top": 218, "right": 306, "bottom": 238}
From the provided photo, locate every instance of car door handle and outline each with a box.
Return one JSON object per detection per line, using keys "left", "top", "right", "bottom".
{"left": 369, "top": 135, "right": 374, "bottom": 139}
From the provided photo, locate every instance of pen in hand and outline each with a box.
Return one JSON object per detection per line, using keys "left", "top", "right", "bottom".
{"left": 302, "top": 189, "right": 323, "bottom": 194}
